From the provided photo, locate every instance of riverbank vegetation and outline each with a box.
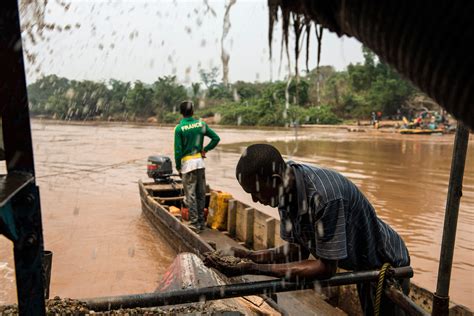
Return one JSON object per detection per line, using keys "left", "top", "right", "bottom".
{"left": 28, "top": 47, "right": 429, "bottom": 126}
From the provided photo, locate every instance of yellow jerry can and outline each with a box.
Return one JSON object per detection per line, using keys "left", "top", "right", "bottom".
{"left": 206, "top": 190, "right": 232, "bottom": 230}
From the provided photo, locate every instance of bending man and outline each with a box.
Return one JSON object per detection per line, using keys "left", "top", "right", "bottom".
{"left": 210, "top": 144, "right": 410, "bottom": 315}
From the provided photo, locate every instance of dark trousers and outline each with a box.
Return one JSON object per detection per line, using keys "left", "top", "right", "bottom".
{"left": 182, "top": 168, "right": 206, "bottom": 228}
{"left": 358, "top": 278, "right": 410, "bottom": 316}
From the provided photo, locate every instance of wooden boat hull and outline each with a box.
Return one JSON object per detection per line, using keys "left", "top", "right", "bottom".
{"left": 139, "top": 179, "right": 473, "bottom": 315}
{"left": 139, "top": 180, "right": 213, "bottom": 255}
{"left": 139, "top": 179, "right": 289, "bottom": 315}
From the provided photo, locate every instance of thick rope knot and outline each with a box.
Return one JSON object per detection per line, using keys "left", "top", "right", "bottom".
{"left": 374, "top": 263, "right": 392, "bottom": 316}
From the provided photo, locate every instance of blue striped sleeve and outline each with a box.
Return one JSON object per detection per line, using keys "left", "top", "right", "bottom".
{"left": 278, "top": 207, "right": 296, "bottom": 243}
{"left": 314, "top": 198, "right": 348, "bottom": 260}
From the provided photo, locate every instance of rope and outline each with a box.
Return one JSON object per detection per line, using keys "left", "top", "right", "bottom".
{"left": 374, "top": 263, "right": 391, "bottom": 316}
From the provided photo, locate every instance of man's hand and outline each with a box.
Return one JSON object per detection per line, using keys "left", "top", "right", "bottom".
{"left": 219, "top": 261, "right": 254, "bottom": 277}
{"left": 216, "top": 247, "right": 251, "bottom": 258}
{"left": 201, "top": 150, "right": 207, "bottom": 158}
{"left": 203, "top": 252, "right": 254, "bottom": 277}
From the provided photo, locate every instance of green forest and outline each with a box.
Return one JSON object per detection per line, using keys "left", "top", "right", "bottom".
{"left": 28, "top": 47, "right": 422, "bottom": 126}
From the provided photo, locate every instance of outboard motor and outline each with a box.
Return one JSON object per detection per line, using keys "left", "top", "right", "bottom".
{"left": 147, "top": 155, "right": 173, "bottom": 183}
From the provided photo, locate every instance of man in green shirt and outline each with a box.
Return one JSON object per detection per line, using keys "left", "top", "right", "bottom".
{"left": 174, "top": 101, "right": 220, "bottom": 233}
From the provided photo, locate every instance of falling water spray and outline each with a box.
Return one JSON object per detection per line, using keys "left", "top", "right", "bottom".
{"left": 221, "top": 0, "right": 237, "bottom": 87}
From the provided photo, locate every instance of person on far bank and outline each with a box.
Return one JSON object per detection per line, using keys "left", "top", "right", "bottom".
{"left": 174, "top": 101, "right": 220, "bottom": 234}
{"left": 206, "top": 144, "right": 410, "bottom": 316}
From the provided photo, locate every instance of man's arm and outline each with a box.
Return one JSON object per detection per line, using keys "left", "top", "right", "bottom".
{"left": 249, "top": 258, "right": 337, "bottom": 280}
{"left": 203, "top": 123, "right": 220, "bottom": 153}
{"left": 174, "top": 126, "right": 183, "bottom": 172}
{"left": 232, "top": 243, "right": 309, "bottom": 264}
{"left": 205, "top": 254, "right": 337, "bottom": 280}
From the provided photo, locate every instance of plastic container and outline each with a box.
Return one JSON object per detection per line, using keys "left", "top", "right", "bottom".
{"left": 169, "top": 206, "right": 181, "bottom": 216}
{"left": 181, "top": 207, "right": 208, "bottom": 222}
{"left": 181, "top": 207, "right": 189, "bottom": 221}
{"left": 207, "top": 191, "right": 232, "bottom": 230}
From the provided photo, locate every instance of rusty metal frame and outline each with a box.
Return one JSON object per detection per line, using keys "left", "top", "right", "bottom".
{"left": 0, "top": 0, "right": 46, "bottom": 315}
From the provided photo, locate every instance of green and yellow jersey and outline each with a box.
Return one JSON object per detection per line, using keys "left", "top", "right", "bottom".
{"left": 174, "top": 117, "right": 220, "bottom": 171}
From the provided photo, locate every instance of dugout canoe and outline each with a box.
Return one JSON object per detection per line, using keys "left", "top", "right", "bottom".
{"left": 138, "top": 178, "right": 472, "bottom": 315}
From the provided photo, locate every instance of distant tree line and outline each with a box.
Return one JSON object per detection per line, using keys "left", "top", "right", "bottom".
{"left": 28, "top": 47, "right": 424, "bottom": 126}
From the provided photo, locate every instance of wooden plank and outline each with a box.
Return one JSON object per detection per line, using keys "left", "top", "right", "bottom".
{"left": 227, "top": 199, "right": 237, "bottom": 237}
{"left": 385, "top": 286, "right": 429, "bottom": 316}
{"left": 277, "top": 290, "right": 347, "bottom": 316}
{"left": 154, "top": 196, "right": 184, "bottom": 202}
{"left": 244, "top": 207, "right": 255, "bottom": 248}
{"left": 253, "top": 211, "right": 272, "bottom": 250}
{"left": 155, "top": 193, "right": 210, "bottom": 203}
{"left": 266, "top": 218, "right": 276, "bottom": 249}
{"left": 145, "top": 183, "right": 183, "bottom": 192}
{"left": 235, "top": 201, "right": 247, "bottom": 242}
{"left": 273, "top": 219, "right": 286, "bottom": 247}
{"left": 235, "top": 203, "right": 255, "bottom": 247}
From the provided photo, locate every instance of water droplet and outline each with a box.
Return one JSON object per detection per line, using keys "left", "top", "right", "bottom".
{"left": 313, "top": 281, "right": 322, "bottom": 293}
{"left": 283, "top": 243, "right": 289, "bottom": 255}
{"left": 13, "top": 39, "right": 22, "bottom": 51}
{"left": 199, "top": 294, "right": 206, "bottom": 303}
{"left": 317, "top": 222, "right": 324, "bottom": 237}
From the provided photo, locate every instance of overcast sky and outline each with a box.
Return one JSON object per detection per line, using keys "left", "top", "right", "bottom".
{"left": 23, "top": 0, "right": 364, "bottom": 86}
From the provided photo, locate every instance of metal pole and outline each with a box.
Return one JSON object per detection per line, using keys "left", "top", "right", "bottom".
{"left": 0, "top": 1, "right": 47, "bottom": 315}
{"left": 432, "top": 123, "right": 470, "bottom": 316}
{"left": 84, "top": 266, "right": 413, "bottom": 311}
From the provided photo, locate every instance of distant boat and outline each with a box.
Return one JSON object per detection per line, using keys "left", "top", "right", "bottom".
{"left": 400, "top": 128, "right": 444, "bottom": 135}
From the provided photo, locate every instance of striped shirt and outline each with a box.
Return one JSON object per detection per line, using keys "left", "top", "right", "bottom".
{"left": 279, "top": 161, "right": 410, "bottom": 271}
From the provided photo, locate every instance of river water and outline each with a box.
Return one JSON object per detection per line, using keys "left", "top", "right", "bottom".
{"left": 0, "top": 121, "right": 472, "bottom": 309}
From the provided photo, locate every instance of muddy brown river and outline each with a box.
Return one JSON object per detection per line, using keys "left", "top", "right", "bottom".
{"left": 0, "top": 121, "right": 473, "bottom": 309}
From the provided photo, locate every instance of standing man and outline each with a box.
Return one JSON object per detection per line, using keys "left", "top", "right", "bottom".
{"left": 371, "top": 111, "right": 377, "bottom": 126}
{"left": 174, "top": 101, "right": 220, "bottom": 233}
{"left": 207, "top": 144, "right": 410, "bottom": 315}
